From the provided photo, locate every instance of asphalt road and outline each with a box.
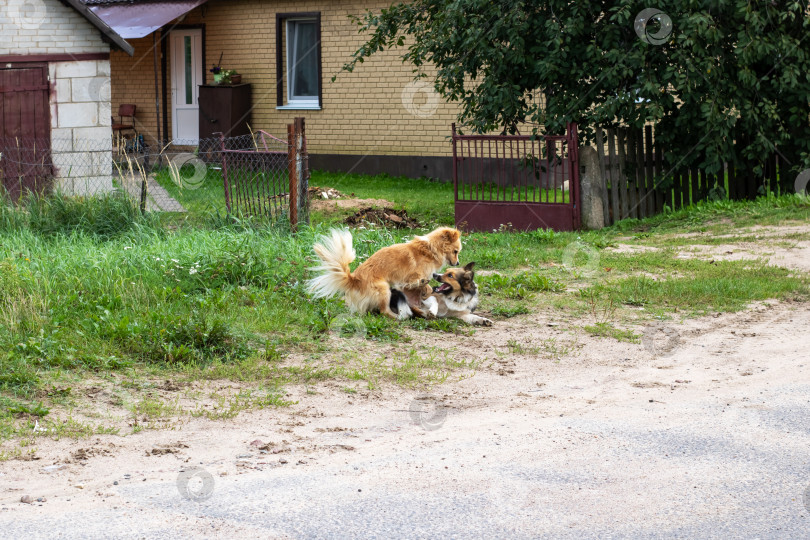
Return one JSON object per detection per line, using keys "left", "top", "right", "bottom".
{"left": 3, "top": 379, "right": 809, "bottom": 539}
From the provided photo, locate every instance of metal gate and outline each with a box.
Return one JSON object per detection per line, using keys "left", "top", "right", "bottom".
{"left": 219, "top": 118, "right": 309, "bottom": 229}
{"left": 452, "top": 123, "right": 580, "bottom": 231}
{"left": 0, "top": 63, "right": 52, "bottom": 200}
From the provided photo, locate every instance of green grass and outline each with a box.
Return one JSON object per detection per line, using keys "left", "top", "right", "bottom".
{"left": 583, "top": 322, "right": 641, "bottom": 343}
{"left": 0, "top": 175, "right": 809, "bottom": 455}
{"left": 506, "top": 339, "right": 542, "bottom": 355}
{"left": 151, "top": 166, "right": 230, "bottom": 220}
{"left": 478, "top": 271, "right": 566, "bottom": 299}
{"left": 309, "top": 170, "right": 455, "bottom": 225}
{"left": 613, "top": 192, "right": 810, "bottom": 236}
{"left": 583, "top": 262, "right": 806, "bottom": 316}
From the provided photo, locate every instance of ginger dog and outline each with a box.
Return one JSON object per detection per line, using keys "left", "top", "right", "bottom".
{"left": 307, "top": 227, "right": 462, "bottom": 319}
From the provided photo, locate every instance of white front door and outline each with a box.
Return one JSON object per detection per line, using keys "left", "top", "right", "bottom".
{"left": 170, "top": 29, "right": 202, "bottom": 143}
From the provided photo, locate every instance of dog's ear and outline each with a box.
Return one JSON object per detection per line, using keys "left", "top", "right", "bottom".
{"left": 440, "top": 228, "right": 460, "bottom": 242}
{"left": 463, "top": 261, "right": 476, "bottom": 273}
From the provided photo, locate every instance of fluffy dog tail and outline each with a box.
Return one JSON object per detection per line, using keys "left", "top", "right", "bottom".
{"left": 307, "top": 228, "right": 359, "bottom": 302}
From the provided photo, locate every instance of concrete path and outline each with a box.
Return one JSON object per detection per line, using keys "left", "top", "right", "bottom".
{"left": 120, "top": 174, "right": 186, "bottom": 212}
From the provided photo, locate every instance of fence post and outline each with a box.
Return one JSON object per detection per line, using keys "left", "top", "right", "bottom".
{"left": 594, "top": 127, "right": 610, "bottom": 225}
{"left": 568, "top": 123, "right": 581, "bottom": 230}
{"left": 219, "top": 132, "right": 231, "bottom": 214}
{"left": 139, "top": 163, "right": 147, "bottom": 215}
{"left": 451, "top": 123, "right": 458, "bottom": 204}
{"left": 287, "top": 122, "right": 298, "bottom": 231}
{"left": 294, "top": 117, "right": 308, "bottom": 226}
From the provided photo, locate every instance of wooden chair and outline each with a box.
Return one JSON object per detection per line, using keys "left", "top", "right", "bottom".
{"left": 111, "top": 104, "right": 137, "bottom": 137}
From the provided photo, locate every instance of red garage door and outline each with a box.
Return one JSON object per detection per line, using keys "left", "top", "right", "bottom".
{"left": 0, "top": 63, "right": 52, "bottom": 200}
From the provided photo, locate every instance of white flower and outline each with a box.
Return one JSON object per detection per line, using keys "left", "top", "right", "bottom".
{"left": 124, "top": 246, "right": 132, "bottom": 250}
{"left": 189, "top": 268, "right": 198, "bottom": 275}
{"left": 171, "top": 259, "right": 179, "bottom": 263}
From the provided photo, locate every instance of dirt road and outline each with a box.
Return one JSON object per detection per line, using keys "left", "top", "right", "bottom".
{"left": 1, "top": 292, "right": 809, "bottom": 538}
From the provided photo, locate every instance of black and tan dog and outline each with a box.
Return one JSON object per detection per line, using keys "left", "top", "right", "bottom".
{"left": 390, "top": 262, "right": 492, "bottom": 326}
{"left": 308, "top": 227, "right": 462, "bottom": 320}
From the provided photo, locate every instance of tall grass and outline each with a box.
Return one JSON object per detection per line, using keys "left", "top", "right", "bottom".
{"left": 0, "top": 192, "right": 158, "bottom": 239}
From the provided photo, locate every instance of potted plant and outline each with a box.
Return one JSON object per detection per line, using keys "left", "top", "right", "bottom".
{"left": 210, "top": 53, "right": 239, "bottom": 84}
{"left": 210, "top": 65, "right": 224, "bottom": 84}
{"left": 220, "top": 69, "right": 240, "bottom": 85}
{"left": 210, "top": 65, "right": 241, "bottom": 85}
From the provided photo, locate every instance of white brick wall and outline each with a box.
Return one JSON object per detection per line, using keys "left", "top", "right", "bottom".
{"left": 49, "top": 60, "right": 115, "bottom": 194}
{"left": 0, "top": 0, "right": 108, "bottom": 55}
{"left": 1, "top": 0, "right": 117, "bottom": 195}
{"left": 57, "top": 102, "right": 99, "bottom": 127}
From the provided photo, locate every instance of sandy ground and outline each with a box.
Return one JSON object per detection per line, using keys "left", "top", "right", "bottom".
{"left": 310, "top": 198, "right": 394, "bottom": 213}
{"left": 610, "top": 224, "right": 810, "bottom": 272}
{"left": 1, "top": 225, "right": 810, "bottom": 538}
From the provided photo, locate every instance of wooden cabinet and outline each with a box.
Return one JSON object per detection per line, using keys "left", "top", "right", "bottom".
{"left": 198, "top": 84, "right": 252, "bottom": 142}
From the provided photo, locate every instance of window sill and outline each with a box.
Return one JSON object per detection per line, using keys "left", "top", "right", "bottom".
{"left": 276, "top": 104, "right": 321, "bottom": 110}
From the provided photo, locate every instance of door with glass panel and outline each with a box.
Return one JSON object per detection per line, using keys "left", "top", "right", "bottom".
{"left": 170, "top": 29, "right": 202, "bottom": 143}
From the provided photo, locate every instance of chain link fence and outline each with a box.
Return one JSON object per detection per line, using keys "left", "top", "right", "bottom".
{"left": 0, "top": 120, "right": 309, "bottom": 227}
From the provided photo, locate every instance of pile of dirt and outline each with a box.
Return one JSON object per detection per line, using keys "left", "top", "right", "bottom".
{"left": 308, "top": 186, "right": 348, "bottom": 199}
{"left": 311, "top": 198, "right": 396, "bottom": 213}
{"left": 344, "top": 207, "right": 420, "bottom": 229}
{"left": 65, "top": 446, "right": 113, "bottom": 463}
{"left": 146, "top": 442, "right": 189, "bottom": 456}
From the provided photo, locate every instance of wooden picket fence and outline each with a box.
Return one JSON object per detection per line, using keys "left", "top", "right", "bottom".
{"left": 594, "top": 125, "right": 787, "bottom": 225}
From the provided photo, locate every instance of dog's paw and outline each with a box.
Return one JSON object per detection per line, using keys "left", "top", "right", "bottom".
{"left": 462, "top": 314, "right": 492, "bottom": 326}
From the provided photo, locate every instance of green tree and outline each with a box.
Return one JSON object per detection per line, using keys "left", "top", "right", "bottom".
{"left": 343, "top": 0, "right": 810, "bottom": 181}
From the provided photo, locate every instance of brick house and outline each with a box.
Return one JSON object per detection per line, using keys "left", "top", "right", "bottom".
{"left": 0, "top": 0, "right": 133, "bottom": 196}
{"left": 87, "top": 0, "right": 462, "bottom": 180}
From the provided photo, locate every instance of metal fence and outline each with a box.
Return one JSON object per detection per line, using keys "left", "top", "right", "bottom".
{"left": 0, "top": 119, "right": 309, "bottom": 227}
{"left": 451, "top": 123, "right": 581, "bottom": 231}
{"left": 218, "top": 121, "right": 309, "bottom": 226}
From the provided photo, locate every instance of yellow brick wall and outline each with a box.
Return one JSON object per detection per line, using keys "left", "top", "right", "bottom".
{"left": 110, "top": 35, "right": 162, "bottom": 144}
{"left": 110, "top": 0, "right": 460, "bottom": 156}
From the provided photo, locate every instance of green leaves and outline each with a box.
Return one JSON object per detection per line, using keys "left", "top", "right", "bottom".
{"left": 344, "top": 0, "right": 810, "bottom": 178}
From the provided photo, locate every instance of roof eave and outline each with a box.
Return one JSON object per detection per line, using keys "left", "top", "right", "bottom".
{"left": 60, "top": 0, "right": 135, "bottom": 56}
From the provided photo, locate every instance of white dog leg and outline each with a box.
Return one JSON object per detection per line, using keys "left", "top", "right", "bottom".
{"left": 397, "top": 302, "right": 413, "bottom": 321}
{"left": 460, "top": 313, "right": 493, "bottom": 326}
{"left": 423, "top": 296, "right": 439, "bottom": 317}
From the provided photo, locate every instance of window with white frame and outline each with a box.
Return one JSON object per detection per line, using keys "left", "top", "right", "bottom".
{"left": 277, "top": 13, "right": 321, "bottom": 109}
